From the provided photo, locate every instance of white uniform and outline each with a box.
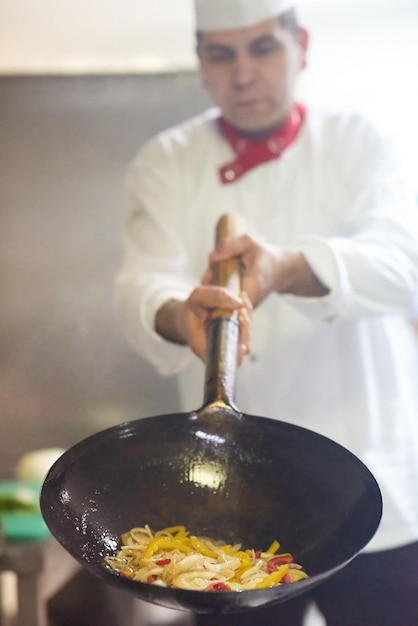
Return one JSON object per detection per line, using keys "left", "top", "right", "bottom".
{"left": 116, "top": 105, "right": 418, "bottom": 552}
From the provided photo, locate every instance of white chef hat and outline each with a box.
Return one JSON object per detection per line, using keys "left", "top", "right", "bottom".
{"left": 195, "top": 0, "right": 295, "bottom": 32}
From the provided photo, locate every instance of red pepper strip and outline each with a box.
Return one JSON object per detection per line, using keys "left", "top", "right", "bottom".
{"left": 254, "top": 550, "right": 262, "bottom": 559}
{"left": 267, "top": 554, "right": 294, "bottom": 573}
{"left": 206, "top": 582, "right": 231, "bottom": 591}
{"left": 147, "top": 576, "right": 156, "bottom": 584}
{"left": 156, "top": 558, "right": 171, "bottom": 566}
{"left": 282, "top": 573, "right": 293, "bottom": 584}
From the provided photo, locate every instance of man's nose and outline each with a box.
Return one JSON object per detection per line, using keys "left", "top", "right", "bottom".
{"left": 232, "top": 54, "right": 257, "bottom": 88}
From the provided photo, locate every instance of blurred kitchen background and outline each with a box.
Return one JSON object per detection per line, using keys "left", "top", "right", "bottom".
{"left": 0, "top": 0, "right": 417, "bottom": 624}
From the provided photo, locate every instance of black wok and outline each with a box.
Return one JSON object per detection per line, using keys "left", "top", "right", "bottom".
{"left": 41, "top": 215, "right": 382, "bottom": 615}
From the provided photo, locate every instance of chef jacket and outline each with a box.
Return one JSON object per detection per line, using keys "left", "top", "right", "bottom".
{"left": 116, "top": 106, "right": 418, "bottom": 552}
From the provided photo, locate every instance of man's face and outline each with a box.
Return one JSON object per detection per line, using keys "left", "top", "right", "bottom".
{"left": 197, "top": 18, "right": 308, "bottom": 136}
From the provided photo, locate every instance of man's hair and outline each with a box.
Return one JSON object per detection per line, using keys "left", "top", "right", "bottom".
{"left": 278, "top": 8, "right": 301, "bottom": 35}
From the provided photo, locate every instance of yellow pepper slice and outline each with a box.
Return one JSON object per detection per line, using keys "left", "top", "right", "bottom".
{"left": 234, "top": 550, "right": 252, "bottom": 565}
{"left": 141, "top": 536, "right": 191, "bottom": 561}
{"left": 266, "top": 539, "right": 280, "bottom": 554}
{"left": 288, "top": 569, "right": 309, "bottom": 582}
{"left": 255, "top": 564, "right": 290, "bottom": 589}
{"left": 228, "top": 550, "right": 253, "bottom": 580}
{"left": 189, "top": 536, "right": 219, "bottom": 558}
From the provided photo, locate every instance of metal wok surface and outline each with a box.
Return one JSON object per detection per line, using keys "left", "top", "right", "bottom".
{"left": 40, "top": 403, "right": 382, "bottom": 614}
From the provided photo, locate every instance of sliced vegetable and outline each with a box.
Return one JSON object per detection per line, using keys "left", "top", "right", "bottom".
{"left": 206, "top": 581, "right": 231, "bottom": 591}
{"left": 104, "top": 525, "right": 308, "bottom": 592}
{"left": 141, "top": 536, "right": 191, "bottom": 561}
{"left": 255, "top": 564, "right": 290, "bottom": 589}
{"left": 266, "top": 539, "right": 280, "bottom": 554}
{"left": 267, "top": 554, "right": 294, "bottom": 572}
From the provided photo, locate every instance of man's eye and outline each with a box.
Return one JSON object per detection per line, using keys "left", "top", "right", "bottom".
{"left": 206, "top": 50, "right": 234, "bottom": 63}
{"left": 251, "top": 41, "right": 280, "bottom": 57}
{"left": 207, "top": 52, "right": 232, "bottom": 63}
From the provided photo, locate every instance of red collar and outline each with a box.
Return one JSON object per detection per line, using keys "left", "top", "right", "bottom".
{"left": 218, "top": 103, "right": 306, "bottom": 184}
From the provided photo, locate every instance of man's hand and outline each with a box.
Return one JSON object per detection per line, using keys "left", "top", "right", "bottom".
{"left": 155, "top": 229, "right": 327, "bottom": 362}
{"left": 209, "top": 234, "right": 329, "bottom": 308}
{"left": 155, "top": 287, "right": 252, "bottom": 363}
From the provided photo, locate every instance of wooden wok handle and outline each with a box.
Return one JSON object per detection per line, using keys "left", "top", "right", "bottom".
{"left": 203, "top": 213, "right": 247, "bottom": 410}
{"left": 212, "top": 213, "right": 247, "bottom": 316}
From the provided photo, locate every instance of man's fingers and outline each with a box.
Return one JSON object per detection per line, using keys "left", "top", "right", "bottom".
{"left": 184, "top": 285, "right": 253, "bottom": 365}
{"left": 209, "top": 234, "right": 251, "bottom": 264}
{"left": 188, "top": 285, "right": 245, "bottom": 313}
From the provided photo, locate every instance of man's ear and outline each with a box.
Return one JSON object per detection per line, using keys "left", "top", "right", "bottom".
{"left": 297, "top": 28, "right": 309, "bottom": 70}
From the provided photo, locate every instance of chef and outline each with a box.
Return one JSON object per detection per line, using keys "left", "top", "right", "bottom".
{"left": 116, "top": 0, "right": 418, "bottom": 623}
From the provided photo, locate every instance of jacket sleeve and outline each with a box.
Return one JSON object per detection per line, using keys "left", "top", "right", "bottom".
{"left": 283, "top": 118, "right": 418, "bottom": 323}
{"left": 115, "top": 137, "right": 197, "bottom": 375}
